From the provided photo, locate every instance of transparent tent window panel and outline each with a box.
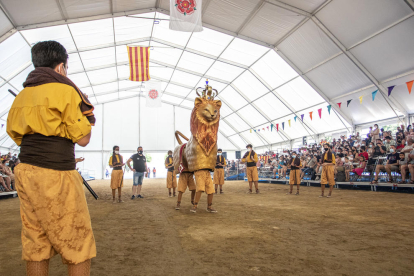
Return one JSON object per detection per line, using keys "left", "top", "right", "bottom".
{"left": 170, "top": 70, "right": 201, "bottom": 88}
{"left": 79, "top": 47, "right": 116, "bottom": 70}
{"left": 68, "top": 18, "right": 115, "bottom": 50}
{"left": 240, "top": 131, "right": 264, "bottom": 147}
{"left": 114, "top": 14, "right": 154, "bottom": 43}
{"left": 219, "top": 102, "right": 233, "bottom": 118}
{"left": 224, "top": 114, "right": 250, "bottom": 133}
{"left": 9, "top": 65, "right": 34, "bottom": 92}
{"left": 0, "top": 84, "right": 17, "bottom": 115}
{"left": 220, "top": 38, "right": 269, "bottom": 67}
{"left": 187, "top": 27, "right": 234, "bottom": 57}
{"left": 253, "top": 93, "right": 291, "bottom": 120}
{"left": 116, "top": 45, "right": 130, "bottom": 63}
{"left": 164, "top": 83, "right": 192, "bottom": 97}
{"left": 218, "top": 120, "right": 236, "bottom": 136}
{"left": 232, "top": 71, "right": 269, "bottom": 101}
{"left": 237, "top": 105, "right": 268, "bottom": 126}
{"left": 229, "top": 135, "right": 248, "bottom": 149}
{"left": 149, "top": 42, "right": 183, "bottom": 66}
{"left": 119, "top": 80, "right": 142, "bottom": 90}
{"left": 151, "top": 13, "right": 191, "bottom": 47}
{"left": 140, "top": 98, "right": 175, "bottom": 150}
{"left": 87, "top": 67, "right": 118, "bottom": 85}
{"left": 218, "top": 86, "right": 248, "bottom": 110}
{"left": 162, "top": 94, "right": 183, "bottom": 105}
{"left": 180, "top": 100, "right": 194, "bottom": 109}
{"left": 217, "top": 132, "right": 238, "bottom": 150}
{"left": 117, "top": 65, "right": 131, "bottom": 79}
{"left": 0, "top": 33, "right": 31, "bottom": 80}
{"left": 175, "top": 107, "right": 192, "bottom": 145}
{"left": 251, "top": 50, "right": 298, "bottom": 89}
{"left": 69, "top": 72, "right": 90, "bottom": 88}
{"left": 298, "top": 103, "right": 351, "bottom": 134}
{"left": 275, "top": 77, "right": 325, "bottom": 111}
{"left": 21, "top": 25, "right": 77, "bottom": 53}
{"left": 254, "top": 123, "right": 284, "bottom": 144}
{"left": 67, "top": 53, "right": 84, "bottom": 74}
{"left": 103, "top": 97, "right": 140, "bottom": 150}
{"left": 96, "top": 93, "right": 119, "bottom": 103}
{"left": 149, "top": 63, "right": 174, "bottom": 80}
{"left": 176, "top": 51, "right": 215, "bottom": 75}
{"left": 93, "top": 82, "right": 119, "bottom": 95}
{"left": 205, "top": 61, "right": 244, "bottom": 82}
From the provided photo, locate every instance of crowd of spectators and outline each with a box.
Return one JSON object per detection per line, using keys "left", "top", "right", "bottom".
{"left": 0, "top": 152, "right": 17, "bottom": 192}
{"left": 224, "top": 123, "right": 414, "bottom": 183}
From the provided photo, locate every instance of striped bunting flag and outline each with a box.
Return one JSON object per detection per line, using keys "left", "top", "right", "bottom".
{"left": 127, "top": 46, "right": 150, "bottom": 82}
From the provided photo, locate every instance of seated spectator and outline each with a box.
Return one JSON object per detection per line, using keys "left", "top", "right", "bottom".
{"left": 344, "top": 157, "right": 353, "bottom": 181}
{"left": 383, "top": 136, "right": 393, "bottom": 153}
{"left": 371, "top": 145, "right": 399, "bottom": 183}
{"left": 398, "top": 152, "right": 411, "bottom": 184}
{"left": 0, "top": 160, "right": 14, "bottom": 191}
{"left": 301, "top": 155, "right": 317, "bottom": 180}
{"left": 401, "top": 138, "right": 414, "bottom": 159}
{"left": 352, "top": 156, "right": 366, "bottom": 176}
{"left": 359, "top": 146, "right": 369, "bottom": 161}
{"left": 278, "top": 156, "right": 287, "bottom": 179}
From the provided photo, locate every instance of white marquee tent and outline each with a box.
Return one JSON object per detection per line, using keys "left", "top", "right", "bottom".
{"left": 0, "top": 0, "right": 413, "bottom": 178}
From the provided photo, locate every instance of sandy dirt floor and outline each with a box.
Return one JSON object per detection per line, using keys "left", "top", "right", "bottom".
{"left": 2, "top": 179, "right": 414, "bottom": 276}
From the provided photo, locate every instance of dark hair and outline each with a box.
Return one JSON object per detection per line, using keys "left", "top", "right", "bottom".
{"left": 168, "top": 150, "right": 172, "bottom": 154}
{"left": 217, "top": 148, "right": 222, "bottom": 152}
{"left": 246, "top": 144, "right": 252, "bottom": 148}
{"left": 31, "top": 41, "right": 68, "bottom": 69}
{"left": 138, "top": 146, "right": 143, "bottom": 149}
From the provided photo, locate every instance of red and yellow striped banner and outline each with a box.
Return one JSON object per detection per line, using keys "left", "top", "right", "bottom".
{"left": 127, "top": 46, "right": 150, "bottom": 82}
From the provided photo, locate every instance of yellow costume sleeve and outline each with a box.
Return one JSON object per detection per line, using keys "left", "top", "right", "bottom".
{"left": 224, "top": 158, "right": 227, "bottom": 166}
{"left": 332, "top": 154, "right": 336, "bottom": 165}
{"left": 62, "top": 89, "right": 92, "bottom": 143}
{"left": 109, "top": 156, "right": 113, "bottom": 165}
{"left": 253, "top": 153, "right": 258, "bottom": 163}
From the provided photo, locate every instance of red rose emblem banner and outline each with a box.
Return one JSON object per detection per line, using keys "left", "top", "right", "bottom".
{"left": 145, "top": 82, "right": 162, "bottom": 108}
{"left": 170, "top": 0, "right": 203, "bottom": 32}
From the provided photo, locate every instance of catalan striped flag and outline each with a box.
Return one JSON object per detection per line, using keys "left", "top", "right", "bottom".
{"left": 127, "top": 46, "right": 150, "bottom": 82}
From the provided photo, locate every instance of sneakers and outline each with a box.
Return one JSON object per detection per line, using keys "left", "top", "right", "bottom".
{"left": 175, "top": 202, "right": 181, "bottom": 210}
{"left": 220, "top": 190, "right": 224, "bottom": 194}
{"left": 207, "top": 207, "right": 218, "bottom": 213}
{"left": 118, "top": 198, "right": 124, "bottom": 203}
{"left": 169, "top": 193, "right": 172, "bottom": 198}
{"left": 173, "top": 193, "right": 176, "bottom": 197}
{"left": 112, "top": 199, "right": 116, "bottom": 204}
{"left": 131, "top": 195, "right": 136, "bottom": 200}
{"left": 190, "top": 205, "right": 197, "bottom": 213}
{"left": 137, "top": 194, "right": 144, "bottom": 198}
{"left": 215, "top": 189, "right": 218, "bottom": 194}
{"left": 247, "top": 189, "right": 252, "bottom": 194}
{"left": 256, "top": 189, "right": 260, "bottom": 194}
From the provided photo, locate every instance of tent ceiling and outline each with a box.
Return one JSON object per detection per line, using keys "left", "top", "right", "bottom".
{"left": 1, "top": 0, "right": 413, "bottom": 150}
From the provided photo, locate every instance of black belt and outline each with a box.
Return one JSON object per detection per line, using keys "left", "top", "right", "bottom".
{"left": 247, "top": 162, "right": 256, "bottom": 167}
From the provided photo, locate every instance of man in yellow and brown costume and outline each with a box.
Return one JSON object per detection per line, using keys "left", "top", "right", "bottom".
{"left": 7, "top": 41, "right": 96, "bottom": 276}
{"left": 165, "top": 150, "right": 177, "bottom": 197}
{"left": 173, "top": 80, "right": 222, "bottom": 213}
{"left": 213, "top": 148, "right": 226, "bottom": 194}
{"left": 320, "top": 143, "right": 336, "bottom": 198}
{"left": 242, "top": 144, "right": 260, "bottom": 194}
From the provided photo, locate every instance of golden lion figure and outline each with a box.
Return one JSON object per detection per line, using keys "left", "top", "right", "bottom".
{"left": 173, "top": 82, "right": 222, "bottom": 213}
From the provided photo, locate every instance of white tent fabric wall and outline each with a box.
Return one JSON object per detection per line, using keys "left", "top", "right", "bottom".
{"left": 0, "top": 0, "right": 413, "bottom": 174}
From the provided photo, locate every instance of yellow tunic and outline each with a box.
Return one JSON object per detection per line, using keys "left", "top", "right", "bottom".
{"left": 289, "top": 160, "right": 302, "bottom": 185}
{"left": 7, "top": 83, "right": 91, "bottom": 145}
{"left": 243, "top": 152, "right": 258, "bottom": 182}
{"left": 109, "top": 155, "right": 124, "bottom": 189}
{"left": 321, "top": 152, "right": 336, "bottom": 185}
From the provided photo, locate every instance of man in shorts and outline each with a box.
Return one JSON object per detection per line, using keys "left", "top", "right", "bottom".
{"left": 7, "top": 41, "right": 96, "bottom": 274}
{"left": 241, "top": 144, "right": 259, "bottom": 194}
{"left": 127, "top": 146, "right": 147, "bottom": 199}
{"left": 165, "top": 150, "right": 177, "bottom": 197}
{"left": 213, "top": 148, "right": 226, "bottom": 194}
{"left": 372, "top": 145, "right": 399, "bottom": 183}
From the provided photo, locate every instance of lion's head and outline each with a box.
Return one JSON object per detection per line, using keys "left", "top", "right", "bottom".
{"left": 190, "top": 97, "right": 222, "bottom": 155}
